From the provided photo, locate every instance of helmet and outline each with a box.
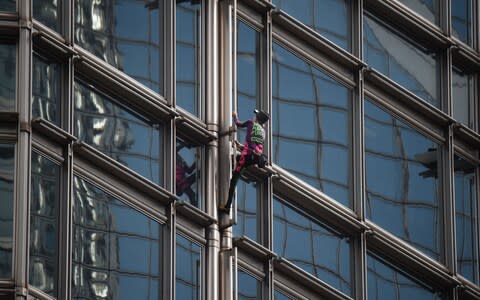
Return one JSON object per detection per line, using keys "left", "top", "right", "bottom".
{"left": 254, "top": 109, "right": 270, "bottom": 124}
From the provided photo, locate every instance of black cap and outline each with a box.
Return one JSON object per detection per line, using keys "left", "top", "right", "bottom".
{"left": 254, "top": 109, "right": 270, "bottom": 124}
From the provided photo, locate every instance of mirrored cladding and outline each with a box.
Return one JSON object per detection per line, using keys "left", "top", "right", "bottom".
{"left": 272, "top": 0, "right": 351, "bottom": 51}
{"left": 72, "top": 176, "right": 163, "bottom": 300}
{"left": 32, "top": 54, "right": 61, "bottom": 125}
{"left": 176, "top": 0, "right": 201, "bottom": 117}
{"left": 234, "top": 179, "right": 258, "bottom": 242}
{"left": 397, "top": 0, "right": 439, "bottom": 24}
{"left": 454, "top": 155, "right": 478, "bottom": 284}
{"left": 0, "top": 0, "right": 15, "bottom": 11}
{"left": 452, "top": 67, "right": 474, "bottom": 129}
{"left": 29, "top": 152, "right": 60, "bottom": 297}
{"left": 176, "top": 137, "right": 202, "bottom": 208}
{"left": 0, "top": 144, "right": 14, "bottom": 279}
{"left": 0, "top": 43, "right": 16, "bottom": 111}
{"left": 74, "top": 81, "right": 164, "bottom": 185}
{"left": 364, "top": 99, "right": 442, "bottom": 260}
{"left": 33, "top": 0, "right": 62, "bottom": 33}
{"left": 176, "top": 234, "right": 202, "bottom": 300}
{"left": 272, "top": 43, "right": 353, "bottom": 208}
{"left": 367, "top": 254, "right": 443, "bottom": 300}
{"left": 75, "top": 0, "right": 164, "bottom": 94}
{"left": 238, "top": 270, "right": 261, "bottom": 300}
{"left": 273, "top": 198, "right": 352, "bottom": 296}
{"left": 363, "top": 14, "right": 440, "bottom": 108}
{"left": 452, "top": 0, "right": 473, "bottom": 46}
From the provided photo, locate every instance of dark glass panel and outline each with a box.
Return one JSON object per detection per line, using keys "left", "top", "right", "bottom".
{"left": 452, "top": 0, "right": 473, "bottom": 45}
{"left": 74, "top": 81, "right": 163, "bottom": 185}
{"left": 365, "top": 99, "right": 442, "bottom": 260}
{"left": 0, "top": 43, "right": 16, "bottom": 111}
{"left": 0, "top": 144, "right": 14, "bottom": 279}
{"left": 272, "top": 43, "right": 352, "bottom": 207}
{"left": 33, "top": 0, "right": 61, "bottom": 32}
{"left": 176, "top": 234, "right": 201, "bottom": 300}
{"left": 273, "top": 198, "right": 351, "bottom": 295}
{"left": 32, "top": 54, "right": 60, "bottom": 125}
{"left": 233, "top": 180, "right": 258, "bottom": 242}
{"left": 238, "top": 270, "right": 261, "bottom": 300}
{"left": 397, "top": 0, "right": 439, "bottom": 24}
{"left": 452, "top": 68, "right": 474, "bottom": 129}
{"left": 0, "top": 1, "right": 14, "bottom": 11}
{"left": 29, "top": 152, "right": 59, "bottom": 296}
{"left": 176, "top": 138, "right": 202, "bottom": 208}
{"left": 274, "top": 290, "right": 293, "bottom": 300}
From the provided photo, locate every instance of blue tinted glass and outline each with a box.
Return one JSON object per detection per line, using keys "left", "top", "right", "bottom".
{"left": 274, "top": 290, "right": 293, "bottom": 300}
{"left": 397, "top": 0, "right": 439, "bottom": 24}
{"left": 72, "top": 177, "right": 163, "bottom": 299}
{"left": 233, "top": 180, "right": 258, "bottom": 242}
{"left": 365, "top": 99, "right": 442, "bottom": 260}
{"left": 74, "top": 81, "right": 163, "bottom": 185}
{"left": 32, "top": 54, "right": 60, "bottom": 125}
{"left": 0, "top": 0, "right": 15, "bottom": 11}
{"left": 454, "top": 155, "right": 478, "bottom": 283}
{"left": 363, "top": 14, "right": 440, "bottom": 108}
{"left": 273, "top": 198, "right": 351, "bottom": 295}
{"left": 33, "top": 0, "right": 61, "bottom": 32}
{"left": 30, "top": 152, "right": 59, "bottom": 296}
{"left": 176, "top": 138, "right": 202, "bottom": 208}
{"left": 452, "top": 0, "right": 472, "bottom": 45}
{"left": 176, "top": 0, "right": 201, "bottom": 116}
{"left": 0, "top": 144, "right": 14, "bottom": 279}
{"left": 0, "top": 43, "right": 16, "bottom": 111}
{"left": 74, "top": 0, "right": 163, "bottom": 94}
{"left": 238, "top": 271, "right": 260, "bottom": 300}
{"left": 452, "top": 68, "right": 474, "bottom": 128}
{"left": 176, "top": 234, "right": 201, "bottom": 300}
{"left": 367, "top": 254, "right": 443, "bottom": 300}
{"left": 272, "top": 43, "right": 352, "bottom": 207}
{"left": 272, "top": 0, "right": 351, "bottom": 51}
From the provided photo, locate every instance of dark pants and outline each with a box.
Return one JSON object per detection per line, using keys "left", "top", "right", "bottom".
{"left": 225, "top": 152, "right": 258, "bottom": 210}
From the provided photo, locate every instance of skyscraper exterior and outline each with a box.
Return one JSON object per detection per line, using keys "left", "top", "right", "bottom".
{"left": 0, "top": 0, "right": 479, "bottom": 299}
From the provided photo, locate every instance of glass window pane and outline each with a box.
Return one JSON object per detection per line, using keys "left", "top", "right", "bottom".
{"left": 238, "top": 270, "right": 261, "bottom": 300}
{"left": 176, "top": 0, "right": 201, "bottom": 116}
{"left": 272, "top": 43, "right": 352, "bottom": 207}
{"left": 454, "top": 155, "right": 478, "bottom": 284}
{"left": 396, "top": 0, "right": 439, "bottom": 24}
{"left": 272, "top": 0, "right": 351, "bottom": 51}
{"left": 176, "top": 234, "right": 201, "bottom": 300}
{"left": 452, "top": 68, "right": 474, "bottom": 129}
{"left": 29, "top": 152, "right": 60, "bottom": 296}
{"left": 367, "top": 254, "right": 443, "bottom": 300}
{"left": 274, "top": 290, "right": 293, "bottom": 300}
{"left": 176, "top": 138, "right": 202, "bottom": 208}
{"left": 72, "top": 177, "right": 163, "bottom": 300}
{"left": 0, "top": 43, "right": 16, "bottom": 111}
{"left": 0, "top": 1, "right": 15, "bottom": 11}
{"left": 74, "top": 81, "right": 164, "bottom": 185}
{"left": 365, "top": 99, "right": 442, "bottom": 260}
{"left": 273, "top": 198, "right": 352, "bottom": 295}
{"left": 32, "top": 54, "right": 61, "bottom": 125}
{"left": 233, "top": 179, "right": 258, "bottom": 242}
{"left": 33, "top": 0, "right": 61, "bottom": 32}
{"left": 363, "top": 14, "right": 440, "bottom": 108}
{"left": 0, "top": 144, "right": 14, "bottom": 279}
{"left": 452, "top": 0, "right": 473, "bottom": 46}
{"left": 74, "top": 0, "right": 164, "bottom": 94}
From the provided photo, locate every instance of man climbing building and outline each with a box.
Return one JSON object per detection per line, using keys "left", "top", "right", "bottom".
{"left": 219, "top": 109, "right": 270, "bottom": 213}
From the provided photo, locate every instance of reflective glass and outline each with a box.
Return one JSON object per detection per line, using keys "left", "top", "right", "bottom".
{"left": 272, "top": 43, "right": 352, "bottom": 207}
{"left": 364, "top": 14, "right": 440, "bottom": 108}
{"left": 72, "top": 177, "right": 163, "bottom": 300}
{"left": 238, "top": 270, "right": 261, "bottom": 300}
{"left": 33, "top": 0, "right": 61, "bottom": 32}
{"left": 29, "top": 152, "right": 59, "bottom": 296}
{"left": 176, "top": 0, "right": 201, "bottom": 116}
{"left": 0, "top": 1, "right": 15, "bottom": 11}
{"left": 176, "top": 234, "right": 201, "bottom": 300}
{"left": 32, "top": 54, "right": 60, "bottom": 125}
{"left": 176, "top": 138, "right": 202, "bottom": 208}
{"left": 367, "top": 254, "right": 443, "bottom": 300}
{"left": 274, "top": 290, "right": 293, "bottom": 300}
{"left": 454, "top": 155, "right": 478, "bottom": 283}
{"left": 0, "top": 144, "right": 14, "bottom": 278}
{"left": 365, "top": 99, "right": 442, "bottom": 260}
{"left": 233, "top": 180, "right": 258, "bottom": 242}
{"left": 273, "top": 198, "right": 351, "bottom": 295}
{"left": 452, "top": 0, "right": 473, "bottom": 45}
{"left": 272, "top": 0, "right": 351, "bottom": 51}
{"left": 397, "top": 0, "right": 439, "bottom": 24}
{"left": 75, "top": 0, "right": 163, "bottom": 94}
{"left": 0, "top": 43, "right": 16, "bottom": 111}
{"left": 452, "top": 67, "right": 474, "bottom": 129}
{"left": 74, "top": 81, "right": 163, "bottom": 185}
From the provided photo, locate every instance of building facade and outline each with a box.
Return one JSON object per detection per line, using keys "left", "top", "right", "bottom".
{"left": 0, "top": 0, "right": 479, "bottom": 299}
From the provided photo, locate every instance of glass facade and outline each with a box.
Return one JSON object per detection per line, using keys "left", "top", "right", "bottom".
{"left": 176, "top": 234, "right": 201, "bottom": 300}
{"left": 452, "top": 67, "right": 474, "bottom": 129}
{"left": 0, "top": 43, "right": 16, "bottom": 111}
{"left": 33, "top": 0, "right": 61, "bottom": 32}
{"left": 32, "top": 53, "right": 61, "bottom": 125}
{"left": 0, "top": 0, "right": 15, "bottom": 12}
{"left": 233, "top": 179, "right": 258, "bottom": 242}
{"left": 237, "top": 270, "right": 261, "bottom": 300}
{"left": 176, "top": 138, "right": 202, "bottom": 208}
{"left": 274, "top": 290, "right": 293, "bottom": 300}
{"left": 452, "top": 0, "right": 473, "bottom": 46}
{"left": 397, "top": 0, "right": 439, "bottom": 24}
{"left": 0, "top": 144, "right": 14, "bottom": 279}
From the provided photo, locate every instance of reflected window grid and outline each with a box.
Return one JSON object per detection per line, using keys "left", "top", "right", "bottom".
{"left": 0, "top": 143, "right": 14, "bottom": 279}
{"left": 233, "top": 180, "right": 258, "bottom": 242}
{"left": 33, "top": 0, "right": 62, "bottom": 32}
{"left": 452, "top": 68, "right": 474, "bottom": 129}
{"left": 32, "top": 53, "right": 61, "bottom": 125}
{"left": 0, "top": 43, "right": 16, "bottom": 111}
{"left": 237, "top": 270, "right": 261, "bottom": 300}
{"left": 176, "top": 234, "right": 202, "bottom": 300}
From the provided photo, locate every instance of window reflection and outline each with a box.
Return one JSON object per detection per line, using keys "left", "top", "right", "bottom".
{"left": 0, "top": 144, "right": 14, "bottom": 279}
{"left": 75, "top": 0, "right": 164, "bottom": 94}
{"left": 272, "top": 43, "right": 352, "bottom": 207}
{"left": 367, "top": 254, "right": 443, "bottom": 300}
{"left": 176, "top": 0, "right": 201, "bottom": 116}
{"left": 272, "top": 0, "right": 351, "bottom": 51}
{"left": 0, "top": 1, "right": 15, "bottom": 11}
{"left": 397, "top": 0, "right": 439, "bottom": 24}
{"left": 233, "top": 179, "right": 258, "bottom": 242}
{"left": 29, "top": 152, "right": 59, "bottom": 296}
{"left": 176, "top": 234, "right": 201, "bottom": 300}
{"left": 364, "top": 14, "right": 440, "bottom": 108}
{"left": 365, "top": 99, "right": 442, "bottom": 260}
{"left": 74, "top": 81, "right": 163, "bottom": 185}
{"left": 273, "top": 198, "right": 352, "bottom": 295}
{"left": 454, "top": 155, "right": 478, "bottom": 284}
{"left": 32, "top": 54, "right": 61, "bottom": 125}
{"left": 33, "top": 0, "right": 61, "bottom": 32}
{"left": 274, "top": 290, "right": 293, "bottom": 300}
{"left": 452, "top": 67, "right": 474, "bottom": 129}
{"left": 176, "top": 138, "right": 202, "bottom": 208}
{"left": 238, "top": 270, "right": 261, "bottom": 300}
{"left": 452, "top": 0, "right": 473, "bottom": 46}
{"left": 72, "top": 177, "right": 163, "bottom": 300}
{"left": 0, "top": 43, "right": 16, "bottom": 111}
